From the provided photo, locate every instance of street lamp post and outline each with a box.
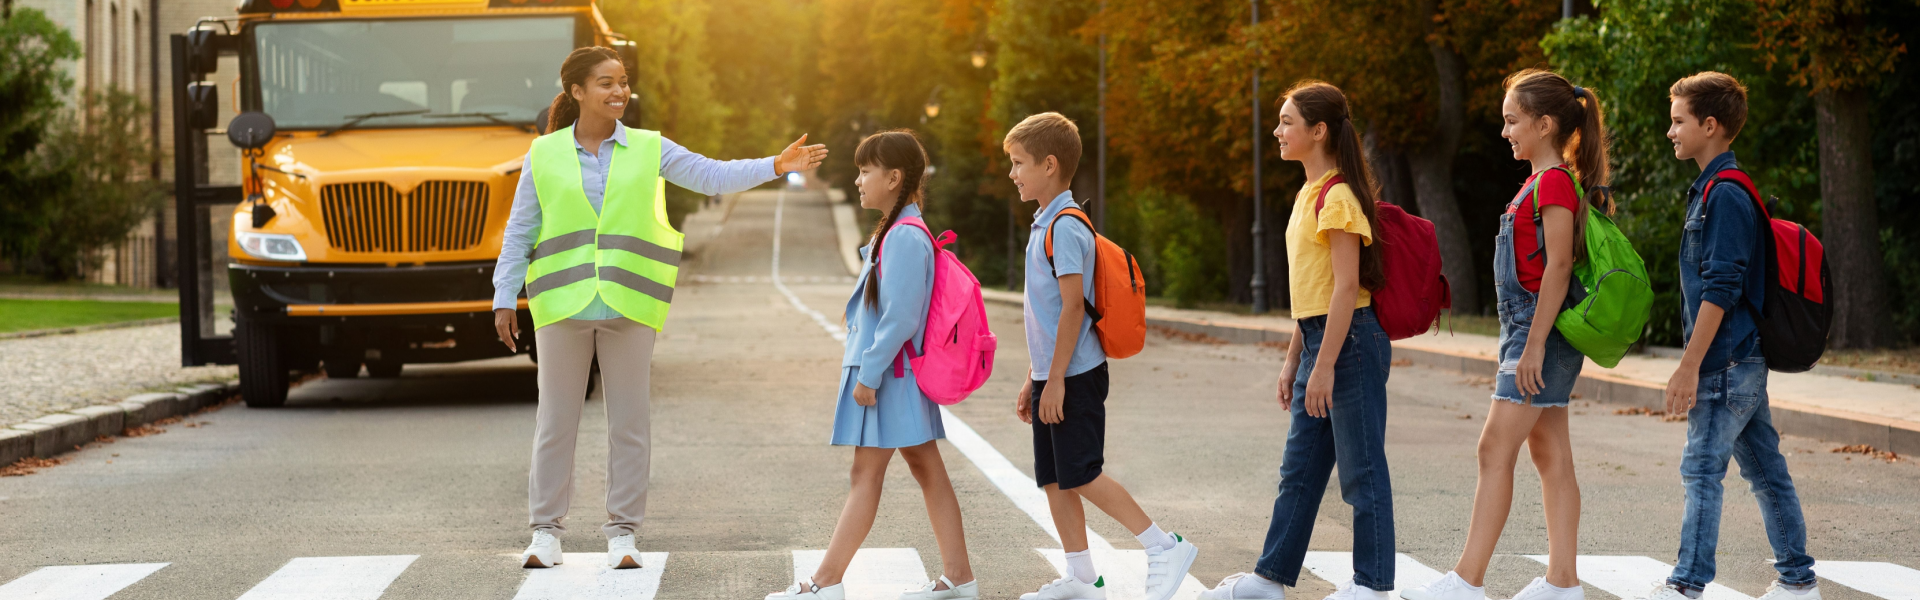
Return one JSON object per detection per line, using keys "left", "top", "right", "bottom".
{"left": 1096, "top": 0, "right": 1107, "bottom": 232}
{"left": 1249, "top": 0, "right": 1268, "bottom": 314}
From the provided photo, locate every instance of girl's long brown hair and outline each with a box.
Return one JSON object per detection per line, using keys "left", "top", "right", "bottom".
{"left": 548, "top": 46, "right": 624, "bottom": 134}
{"left": 1285, "top": 80, "right": 1385, "bottom": 291}
{"left": 1505, "top": 68, "right": 1615, "bottom": 261}
{"left": 854, "top": 130, "right": 929, "bottom": 309}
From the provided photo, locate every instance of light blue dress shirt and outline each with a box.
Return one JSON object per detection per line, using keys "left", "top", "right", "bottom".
{"left": 492, "top": 122, "right": 779, "bottom": 318}
{"left": 831, "top": 204, "right": 945, "bottom": 448}
{"left": 1023, "top": 191, "right": 1105, "bottom": 380}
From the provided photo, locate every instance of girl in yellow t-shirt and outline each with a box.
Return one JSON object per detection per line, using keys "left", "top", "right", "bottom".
{"left": 1197, "top": 80, "right": 1397, "bottom": 600}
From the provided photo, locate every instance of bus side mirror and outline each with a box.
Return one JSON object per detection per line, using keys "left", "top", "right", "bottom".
{"left": 186, "top": 28, "right": 225, "bottom": 75}
{"left": 228, "top": 112, "right": 277, "bottom": 150}
{"left": 186, "top": 82, "right": 219, "bottom": 130}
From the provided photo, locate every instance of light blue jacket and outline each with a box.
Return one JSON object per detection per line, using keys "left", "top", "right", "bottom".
{"left": 841, "top": 204, "right": 934, "bottom": 390}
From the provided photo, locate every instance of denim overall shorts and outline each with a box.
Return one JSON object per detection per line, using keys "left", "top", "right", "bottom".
{"left": 1492, "top": 201, "right": 1586, "bottom": 407}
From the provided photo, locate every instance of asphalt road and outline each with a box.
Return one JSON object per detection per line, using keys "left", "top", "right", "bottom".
{"left": 3, "top": 189, "right": 1917, "bottom": 600}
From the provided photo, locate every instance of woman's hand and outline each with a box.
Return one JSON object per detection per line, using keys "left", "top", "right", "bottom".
{"left": 854, "top": 382, "right": 878, "bottom": 407}
{"left": 1014, "top": 379, "right": 1034, "bottom": 424}
{"left": 775, "top": 134, "right": 829, "bottom": 176}
{"left": 1277, "top": 359, "right": 1299, "bottom": 410}
{"left": 494, "top": 308, "right": 520, "bottom": 353}
{"left": 1304, "top": 365, "right": 1335, "bottom": 418}
{"left": 1515, "top": 343, "right": 1545, "bottom": 398}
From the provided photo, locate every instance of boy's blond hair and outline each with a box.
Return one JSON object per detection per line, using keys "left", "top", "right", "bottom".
{"left": 1003, "top": 112, "right": 1082, "bottom": 182}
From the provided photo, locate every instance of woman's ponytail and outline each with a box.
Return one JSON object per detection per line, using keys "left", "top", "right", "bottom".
{"left": 548, "top": 46, "right": 624, "bottom": 134}
{"left": 853, "top": 130, "right": 930, "bottom": 309}
{"left": 547, "top": 91, "right": 579, "bottom": 134}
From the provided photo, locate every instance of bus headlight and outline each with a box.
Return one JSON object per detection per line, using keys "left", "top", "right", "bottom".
{"left": 237, "top": 231, "right": 308, "bottom": 261}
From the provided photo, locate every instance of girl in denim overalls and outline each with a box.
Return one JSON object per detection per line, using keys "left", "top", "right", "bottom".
{"left": 1404, "top": 70, "right": 1615, "bottom": 600}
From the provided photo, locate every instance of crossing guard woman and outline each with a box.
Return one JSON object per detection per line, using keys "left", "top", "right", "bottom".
{"left": 492, "top": 46, "right": 826, "bottom": 570}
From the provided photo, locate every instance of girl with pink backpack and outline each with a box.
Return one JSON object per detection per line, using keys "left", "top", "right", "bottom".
{"left": 767, "top": 130, "right": 994, "bottom": 600}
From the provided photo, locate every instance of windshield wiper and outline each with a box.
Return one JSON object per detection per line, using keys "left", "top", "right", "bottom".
{"left": 320, "top": 109, "right": 430, "bottom": 137}
{"left": 424, "top": 112, "right": 535, "bottom": 133}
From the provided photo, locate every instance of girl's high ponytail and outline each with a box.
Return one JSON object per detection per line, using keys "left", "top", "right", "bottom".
{"left": 1570, "top": 89, "right": 1614, "bottom": 216}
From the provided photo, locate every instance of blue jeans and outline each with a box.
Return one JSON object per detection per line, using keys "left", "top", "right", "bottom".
{"left": 1255, "top": 308, "right": 1396, "bottom": 591}
{"left": 1668, "top": 356, "right": 1816, "bottom": 591}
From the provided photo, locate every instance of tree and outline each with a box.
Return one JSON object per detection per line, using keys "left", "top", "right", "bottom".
{"left": 1754, "top": 0, "right": 1907, "bottom": 349}
{"left": 0, "top": 7, "right": 80, "bottom": 263}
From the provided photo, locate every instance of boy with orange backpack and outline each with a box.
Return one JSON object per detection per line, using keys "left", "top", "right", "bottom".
{"left": 1005, "top": 112, "right": 1196, "bottom": 600}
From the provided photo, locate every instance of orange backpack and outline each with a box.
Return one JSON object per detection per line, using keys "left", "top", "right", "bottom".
{"left": 1044, "top": 207, "right": 1147, "bottom": 359}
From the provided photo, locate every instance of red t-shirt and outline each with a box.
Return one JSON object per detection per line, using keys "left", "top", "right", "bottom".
{"left": 1506, "top": 167, "right": 1581, "bottom": 293}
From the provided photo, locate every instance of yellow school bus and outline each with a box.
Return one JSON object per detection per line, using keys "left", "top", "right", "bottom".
{"left": 171, "top": 0, "right": 637, "bottom": 406}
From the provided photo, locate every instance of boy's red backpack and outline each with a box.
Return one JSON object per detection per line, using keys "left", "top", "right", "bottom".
{"left": 1044, "top": 207, "right": 1148, "bottom": 359}
{"left": 1705, "top": 169, "right": 1831, "bottom": 373}
{"left": 1316, "top": 175, "right": 1451, "bottom": 340}
{"left": 874, "top": 216, "right": 997, "bottom": 404}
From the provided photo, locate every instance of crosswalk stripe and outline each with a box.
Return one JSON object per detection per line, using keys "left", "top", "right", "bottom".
{"left": 0, "top": 563, "right": 168, "bottom": 600}
{"left": 1816, "top": 561, "right": 1920, "bottom": 600}
{"left": 791, "top": 548, "right": 927, "bottom": 600}
{"left": 511, "top": 552, "right": 669, "bottom": 600}
{"left": 1299, "top": 552, "right": 1445, "bottom": 598}
{"left": 1035, "top": 548, "right": 1207, "bottom": 600}
{"left": 1524, "top": 555, "right": 1750, "bottom": 600}
{"left": 937, "top": 407, "right": 1113, "bottom": 550}
{"left": 235, "top": 555, "right": 418, "bottom": 600}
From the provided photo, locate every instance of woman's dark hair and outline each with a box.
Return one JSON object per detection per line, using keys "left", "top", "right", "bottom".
{"left": 1505, "top": 68, "right": 1614, "bottom": 260}
{"left": 1283, "top": 80, "right": 1385, "bottom": 291}
{"left": 548, "top": 46, "right": 624, "bottom": 134}
{"left": 854, "top": 129, "right": 929, "bottom": 309}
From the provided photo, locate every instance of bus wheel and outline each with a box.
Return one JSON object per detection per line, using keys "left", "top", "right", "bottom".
{"left": 366, "top": 360, "right": 403, "bottom": 378}
{"left": 237, "top": 320, "right": 290, "bottom": 408}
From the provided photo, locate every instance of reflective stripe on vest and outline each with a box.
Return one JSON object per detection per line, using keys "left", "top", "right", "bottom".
{"left": 524, "top": 126, "right": 683, "bottom": 329}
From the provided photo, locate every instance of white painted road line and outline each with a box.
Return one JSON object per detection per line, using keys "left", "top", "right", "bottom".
{"left": 1299, "top": 552, "right": 1445, "bottom": 599}
{"left": 1524, "top": 555, "right": 1750, "bottom": 600}
{"left": 1816, "top": 561, "right": 1920, "bottom": 599}
{"left": 1036, "top": 548, "right": 1207, "bottom": 600}
{"left": 771, "top": 188, "right": 846, "bottom": 342}
{"left": 234, "top": 555, "right": 418, "bottom": 600}
{"left": 791, "top": 548, "right": 927, "bottom": 600}
{"left": 0, "top": 563, "right": 168, "bottom": 600}
{"left": 511, "top": 552, "right": 670, "bottom": 600}
{"left": 939, "top": 407, "right": 1114, "bottom": 550}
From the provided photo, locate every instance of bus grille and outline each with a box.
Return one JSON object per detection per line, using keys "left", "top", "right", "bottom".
{"left": 319, "top": 181, "right": 490, "bottom": 253}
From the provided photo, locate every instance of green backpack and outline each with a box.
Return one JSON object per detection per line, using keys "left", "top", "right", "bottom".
{"left": 1522, "top": 166, "right": 1653, "bottom": 368}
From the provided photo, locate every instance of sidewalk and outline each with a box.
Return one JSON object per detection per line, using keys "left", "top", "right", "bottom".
{"left": 980, "top": 289, "right": 1920, "bottom": 455}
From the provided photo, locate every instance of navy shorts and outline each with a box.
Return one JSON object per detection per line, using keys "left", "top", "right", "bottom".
{"left": 1031, "top": 363, "right": 1108, "bottom": 490}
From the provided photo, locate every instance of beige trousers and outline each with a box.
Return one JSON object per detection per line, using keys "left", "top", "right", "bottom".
{"left": 529, "top": 317, "right": 655, "bottom": 538}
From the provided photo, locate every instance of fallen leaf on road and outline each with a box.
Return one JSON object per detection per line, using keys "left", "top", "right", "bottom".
{"left": 0, "top": 457, "right": 66, "bottom": 477}
{"left": 1832, "top": 444, "right": 1902, "bottom": 463}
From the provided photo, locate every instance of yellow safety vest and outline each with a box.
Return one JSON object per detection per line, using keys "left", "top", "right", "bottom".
{"left": 524, "top": 126, "right": 681, "bottom": 330}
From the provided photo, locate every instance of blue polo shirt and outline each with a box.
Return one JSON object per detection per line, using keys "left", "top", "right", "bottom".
{"left": 1024, "top": 192, "right": 1106, "bottom": 380}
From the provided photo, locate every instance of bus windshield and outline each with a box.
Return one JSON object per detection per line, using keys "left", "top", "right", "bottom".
{"left": 253, "top": 16, "right": 575, "bottom": 130}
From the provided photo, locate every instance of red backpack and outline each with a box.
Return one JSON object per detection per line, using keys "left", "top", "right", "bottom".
{"left": 1316, "top": 175, "right": 1450, "bottom": 340}
{"left": 1705, "top": 169, "right": 1831, "bottom": 372}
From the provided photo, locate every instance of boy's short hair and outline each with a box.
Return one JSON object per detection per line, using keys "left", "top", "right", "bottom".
{"left": 1670, "top": 71, "right": 1749, "bottom": 140}
{"left": 1003, "top": 112, "right": 1082, "bottom": 182}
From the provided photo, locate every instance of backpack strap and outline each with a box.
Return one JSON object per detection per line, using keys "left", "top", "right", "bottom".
{"left": 871, "top": 215, "right": 934, "bottom": 379}
{"left": 1702, "top": 167, "right": 1775, "bottom": 320}
{"left": 1042, "top": 206, "right": 1103, "bottom": 324}
{"left": 1312, "top": 174, "right": 1348, "bottom": 214}
{"left": 1513, "top": 165, "right": 1580, "bottom": 262}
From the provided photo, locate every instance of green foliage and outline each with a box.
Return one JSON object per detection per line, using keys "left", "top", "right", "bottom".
{"left": 0, "top": 298, "right": 176, "bottom": 334}
{"left": 1545, "top": 0, "right": 1821, "bottom": 346}
{"left": 0, "top": 7, "right": 81, "bottom": 257}
{"left": 14, "top": 90, "right": 168, "bottom": 280}
{"left": 1126, "top": 186, "right": 1228, "bottom": 307}
{"left": 1871, "top": 1, "right": 1920, "bottom": 343}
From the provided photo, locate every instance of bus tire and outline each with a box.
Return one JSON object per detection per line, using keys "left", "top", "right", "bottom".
{"left": 237, "top": 320, "right": 290, "bottom": 408}
{"left": 365, "top": 360, "right": 403, "bottom": 378}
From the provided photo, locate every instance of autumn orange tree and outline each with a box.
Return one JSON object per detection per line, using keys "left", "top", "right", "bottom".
{"left": 1754, "top": 0, "right": 1908, "bottom": 349}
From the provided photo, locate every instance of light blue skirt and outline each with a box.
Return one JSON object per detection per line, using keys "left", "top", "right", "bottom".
{"left": 830, "top": 366, "right": 946, "bottom": 448}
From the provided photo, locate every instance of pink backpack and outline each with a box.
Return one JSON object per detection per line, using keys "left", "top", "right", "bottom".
{"left": 874, "top": 217, "right": 997, "bottom": 404}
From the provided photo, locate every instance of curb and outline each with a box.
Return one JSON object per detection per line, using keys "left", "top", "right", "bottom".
{"left": 1, "top": 380, "right": 239, "bottom": 466}
{"left": 978, "top": 293, "right": 1920, "bottom": 455}
{"left": 0, "top": 317, "right": 180, "bottom": 341}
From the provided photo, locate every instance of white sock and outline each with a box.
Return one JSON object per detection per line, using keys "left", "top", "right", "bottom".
{"left": 1065, "top": 550, "right": 1097, "bottom": 584}
{"left": 1135, "top": 523, "right": 1175, "bottom": 551}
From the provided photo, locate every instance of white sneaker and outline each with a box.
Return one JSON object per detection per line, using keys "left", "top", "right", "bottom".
{"left": 1402, "top": 571, "right": 1486, "bottom": 600}
{"left": 767, "top": 579, "right": 847, "bottom": 600}
{"left": 1199, "top": 572, "right": 1286, "bottom": 600}
{"left": 1631, "top": 583, "right": 1691, "bottom": 600}
{"left": 520, "top": 530, "right": 562, "bottom": 568}
{"left": 1020, "top": 575, "right": 1107, "bottom": 600}
{"left": 607, "top": 534, "right": 642, "bottom": 569}
{"left": 1755, "top": 582, "right": 1820, "bottom": 600}
{"left": 1324, "top": 579, "right": 1390, "bottom": 600}
{"left": 1507, "top": 577, "right": 1584, "bottom": 600}
{"left": 1144, "top": 533, "right": 1199, "bottom": 600}
{"left": 901, "top": 576, "right": 980, "bottom": 600}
